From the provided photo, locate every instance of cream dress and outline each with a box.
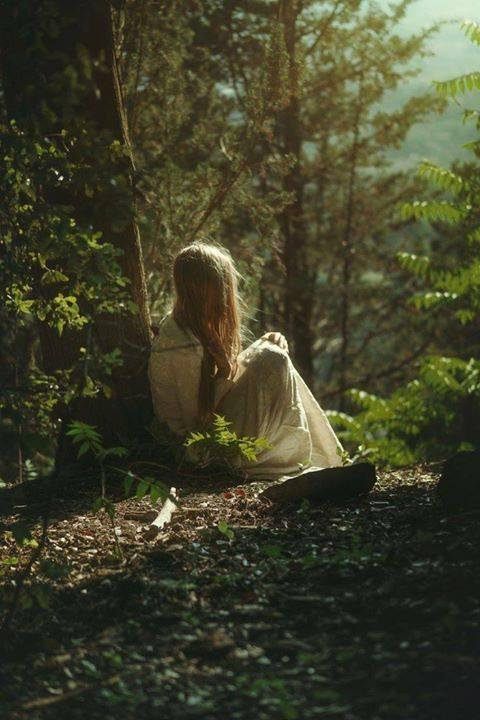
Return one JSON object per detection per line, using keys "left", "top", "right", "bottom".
{"left": 148, "top": 312, "right": 343, "bottom": 479}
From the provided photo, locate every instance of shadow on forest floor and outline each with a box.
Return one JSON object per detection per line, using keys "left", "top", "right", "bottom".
{"left": 0, "top": 462, "right": 246, "bottom": 529}
{"left": 1, "top": 466, "right": 479, "bottom": 720}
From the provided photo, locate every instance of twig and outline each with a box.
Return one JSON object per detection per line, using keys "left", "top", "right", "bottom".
{"left": 21, "top": 673, "right": 121, "bottom": 711}
{"left": 144, "top": 487, "right": 177, "bottom": 540}
{"left": 305, "top": 0, "right": 344, "bottom": 57}
{"left": 321, "top": 339, "right": 432, "bottom": 400}
{"left": 185, "top": 161, "right": 248, "bottom": 244}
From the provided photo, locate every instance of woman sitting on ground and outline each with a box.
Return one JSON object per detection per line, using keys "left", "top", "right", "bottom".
{"left": 148, "top": 242, "right": 375, "bottom": 500}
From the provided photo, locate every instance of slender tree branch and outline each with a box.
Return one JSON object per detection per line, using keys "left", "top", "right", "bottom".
{"left": 321, "top": 338, "right": 432, "bottom": 401}
{"left": 305, "top": 0, "right": 344, "bottom": 57}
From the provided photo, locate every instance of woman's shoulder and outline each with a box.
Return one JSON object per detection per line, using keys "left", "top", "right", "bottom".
{"left": 151, "top": 311, "right": 201, "bottom": 354}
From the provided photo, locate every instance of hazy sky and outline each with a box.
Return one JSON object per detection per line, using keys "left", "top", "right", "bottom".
{"left": 405, "top": 0, "right": 479, "bottom": 22}
{"left": 401, "top": 0, "right": 480, "bottom": 81}
{"left": 380, "top": 0, "right": 480, "bottom": 167}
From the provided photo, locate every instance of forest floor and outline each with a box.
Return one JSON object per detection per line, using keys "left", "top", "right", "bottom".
{"left": 0, "top": 465, "right": 479, "bottom": 720}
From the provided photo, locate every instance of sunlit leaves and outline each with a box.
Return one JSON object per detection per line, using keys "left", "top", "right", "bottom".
{"left": 433, "top": 73, "right": 480, "bottom": 98}
{"left": 184, "top": 414, "right": 271, "bottom": 470}
{"left": 217, "top": 520, "right": 235, "bottom": 541}
{"left": 66, "top": 421, "right": 103, "bottom": 458}
{"left": 330, "top": 354, "right": 480, "bottom": 467}
{"left": 462, "top": 19, "right": 480, "bottom": 47}
{"left": 417, "top": 162, "right": 466, "bottom": 195}
{"left": 1, "top": 118, "right": 141, "bottom": 470}
{"left": 397, "top": 252, "right": 431, "bottom": 279}
{"left": 401, "top": 201, "right": 467, "bottom": 224}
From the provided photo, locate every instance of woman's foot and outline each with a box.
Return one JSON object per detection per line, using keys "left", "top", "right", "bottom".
{"left": 259, "top": 463, "right": 376, "bottom": 504}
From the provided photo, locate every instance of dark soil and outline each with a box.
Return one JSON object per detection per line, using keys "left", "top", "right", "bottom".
{"left": 1, "top": 465, "right": 479, "bottom": 720}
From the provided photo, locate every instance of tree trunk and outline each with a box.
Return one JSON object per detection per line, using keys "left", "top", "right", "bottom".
{"left": 0, "top": 0, "right": 152, "bottom": 446}
{"left": 278, "top": 0, "right": 314, "bottom": 386}
{"left": 338, "top": 80, "right": 363, "bottom": 410}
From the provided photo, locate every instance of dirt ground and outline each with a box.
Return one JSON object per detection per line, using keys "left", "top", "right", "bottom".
{"left": 1, "top": 465, "right": 479, "bottom": 719}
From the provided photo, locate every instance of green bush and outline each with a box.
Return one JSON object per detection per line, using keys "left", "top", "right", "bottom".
{"left": 330, "top": 21, "right": 480, "bottom": 466}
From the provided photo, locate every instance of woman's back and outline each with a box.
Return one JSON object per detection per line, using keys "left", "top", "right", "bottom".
{"left": 148, "top": 242, "right": 343, "bottom": 480}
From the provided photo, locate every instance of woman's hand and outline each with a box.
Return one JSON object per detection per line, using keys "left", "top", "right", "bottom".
{"left": 261, "top": 332, "right": 289, "bottom": 353}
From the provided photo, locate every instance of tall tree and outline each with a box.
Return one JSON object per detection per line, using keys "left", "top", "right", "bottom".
{"left": 268, "top": 0, "right": 439, "bottom": 401}
{"left": 277, "top": 0, "right": 314, "bottom": 384}
{"left": 0, "top": 0, "right": 152, "bottom": 445}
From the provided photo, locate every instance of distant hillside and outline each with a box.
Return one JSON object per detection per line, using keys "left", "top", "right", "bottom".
{"left": 384, "top": 0, "right": 479, "bottom": 169}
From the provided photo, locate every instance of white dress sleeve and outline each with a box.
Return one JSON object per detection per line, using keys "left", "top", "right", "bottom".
{"left": 148, "top": 314, "right": 204, "bottom": 435}
{"left": 148, "top": 350, "right": 186, "bottom": 435}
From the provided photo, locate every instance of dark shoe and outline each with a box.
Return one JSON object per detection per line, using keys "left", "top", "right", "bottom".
{"left": 259, "top": 462, "right": 376, "bottom": 504}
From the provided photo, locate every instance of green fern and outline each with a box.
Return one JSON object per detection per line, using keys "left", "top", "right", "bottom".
{"left": 397, "top": 252, "right": 431, "bottom": 279}
{"left": 401, "top": 200, "right": 468, "bottom": 223}
{"left": 184, "top": 414, "right": 271, "bottom": 471}
{"left": 462, "top": 19, "right": 480, "bottom": 46}
{"left": 330, "top": 357, "right": 480, "bottom": 467}
{"left": 337, "top": 22, "right": 480, "bottom": 466}
{"left": 417, "top": 162, "right": 466, "bottom": 194}
{"left": 433, "top": 72, "right": 480, "bottom": 98}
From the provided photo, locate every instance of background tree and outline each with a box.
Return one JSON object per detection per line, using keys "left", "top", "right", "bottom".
{"left": 265, "top": 0, "right": 441, "bottom": 398}
{"left": 120, "top": 0, "right": 442, "bottom": 402}
{"left": 0, "top": 0, "right": 152, "bottom": 463}
{"left": 1, "top": 0, "right": 475, "bottom": 481}
{"left": 331, "top": 20, "right": 480, "bottom": 464}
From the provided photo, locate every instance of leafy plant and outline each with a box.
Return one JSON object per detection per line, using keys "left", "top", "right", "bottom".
{"left": 0, "top": 115, "right": 140, "bottom": 481}
{"left": 330, "top": 356, "right": 480, "bottom": 466}
{"left": 217, "top": 520, "right": 235, "bottom": 541}
{"left": 184, "top": 414, "right": 271, "bottom": 473}
{"left": 0, "top": 520, "right": 71, "bottom": 617}
{"left": 66, "top": 421, "right": 173, "bottom": 559}
{"left": 331, "top": 21, "right": 480, "bottom": 466}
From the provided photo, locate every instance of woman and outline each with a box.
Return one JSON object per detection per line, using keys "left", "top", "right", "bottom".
{"left": 149, "top": 242, "right": 375, "bottom": 499}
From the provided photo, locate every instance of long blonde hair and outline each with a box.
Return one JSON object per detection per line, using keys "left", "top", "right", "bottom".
{"left": 172, "top": 242, "right": 242, "bottom": 424}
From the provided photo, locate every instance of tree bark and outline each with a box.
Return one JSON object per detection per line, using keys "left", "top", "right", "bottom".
{"left": 278, "top": 0, "right": 314, "bottom": 386}
{"left": 338, "top": 79, "right": 363, "bottom": 410}
{"left": 0, "top": 1, "right": 152, "bottom": 446}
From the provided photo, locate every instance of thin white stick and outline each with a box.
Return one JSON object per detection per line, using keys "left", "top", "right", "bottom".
{"left": 143, "top": 487, "right": 177, "bottom": 540}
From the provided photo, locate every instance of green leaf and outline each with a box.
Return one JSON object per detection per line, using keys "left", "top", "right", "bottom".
{"left": 92, "top": 497, "right": 104, "bottom": 513}
{"left": 80, "top": 659, "right": 99, "bottom": 678}
{"left": 124, "top": 471, "right": 135, "bottom": 497}
{"left": 262, "top": 544, "right": 283, "bottom": 559}
{"left": 135, "top": 479, "right": 149, "bottom": 499}
{"left": 77, "top": 441, "right": 91, "bottom": 458}
{"left": 462, "top": 19, "right": 480, "bottom": 46}
{"left": 218, "top": 520, "right": 234, "bottom": 540}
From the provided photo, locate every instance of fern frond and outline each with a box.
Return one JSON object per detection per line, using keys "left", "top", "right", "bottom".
{"left": 417, "top": 162, "right": 466, "bottom": 194}
{"left": 348, "top": 389, "right": 388, "bottom": 412}
{"left": 462, "top": 139, "right": 480, "bottom": 153}
{"left": 467, "top": 227, "right": 480, "bottom": 245}
{"left": 435, "top": 259, "right": 480, "bottom": 297}
{"left": 420, "top": 356, "right": 464, "bottom": 393}
{"left": 456, "top": 309, "right": 476, "bottom": 324}
{"left": 433, "top": 72, "right": 480, "bottom": 97}
{"left": 410, "top": 291, "right": 458, "bottom": 311}
{"left": 397, "top": 252, "right": 431, "bottom": 279}
{"left": 462, "top": 19, "right": 480, "bottom": 46}
{"left": 463, "top": 108, "right": 480, "bottom": 124}
{"left": 401, "top": 201, "right": 468, "bottom": 223}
